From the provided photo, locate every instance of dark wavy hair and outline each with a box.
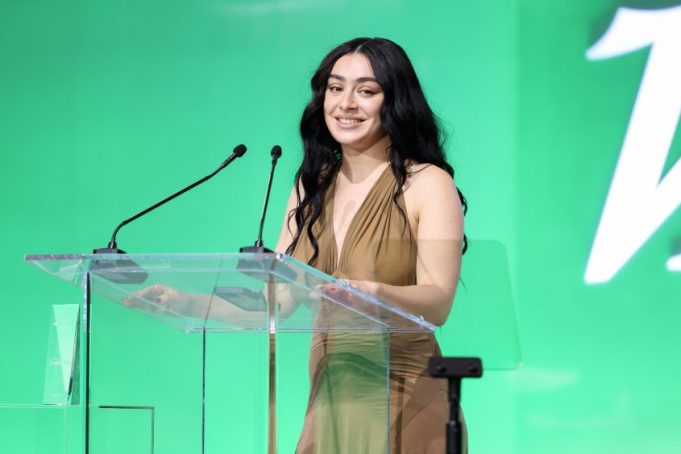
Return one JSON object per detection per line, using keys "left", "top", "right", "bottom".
{"left": 286, "top": 37, "right": 467, "bottom": 264}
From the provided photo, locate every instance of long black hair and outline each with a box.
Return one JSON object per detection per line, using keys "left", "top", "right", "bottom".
{"left": 286, "top": 37, "right": 467, "bottom": 264}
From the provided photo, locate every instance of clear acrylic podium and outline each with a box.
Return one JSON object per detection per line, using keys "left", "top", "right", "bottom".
{"left": 20, "top": 252, "right": 435, "bottom": 454}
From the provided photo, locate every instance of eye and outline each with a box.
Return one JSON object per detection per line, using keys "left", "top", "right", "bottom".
{"left": 358, "top": 86, "right": 380, "bottom": 97}
{"left": 327, "top": 84, "right": 343, "bottom": 94}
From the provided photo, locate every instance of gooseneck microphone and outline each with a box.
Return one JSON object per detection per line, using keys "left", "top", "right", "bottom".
{"left": 240, "top": 145, "right": 282, "bottom": 253}
{"left": 95, "top": 144, "right": 247, "bottom": 254}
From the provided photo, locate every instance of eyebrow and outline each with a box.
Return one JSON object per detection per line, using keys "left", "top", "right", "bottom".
{"left": 328, "top": 74, "right": 379, "bottom": 84}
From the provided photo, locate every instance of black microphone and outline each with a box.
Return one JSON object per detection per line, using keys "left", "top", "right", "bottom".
{"left": 240, "top": 145, "right": 282, "bottom": 254}
{"left": 95, "top": 144, "right": 247, "bottom": 254}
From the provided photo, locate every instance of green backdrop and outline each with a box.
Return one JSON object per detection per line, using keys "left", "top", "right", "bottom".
{"left": 1, "top": 0, "right": 680, "bottom": 452}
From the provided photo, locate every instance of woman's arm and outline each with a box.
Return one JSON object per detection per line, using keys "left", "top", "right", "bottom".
{"left": 350, "top": 165, "right": 464, "bottom": 326}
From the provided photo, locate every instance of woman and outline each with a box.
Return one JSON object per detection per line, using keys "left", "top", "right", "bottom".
{"left": 276, "top": 37, "right": 467, "bottom": 454}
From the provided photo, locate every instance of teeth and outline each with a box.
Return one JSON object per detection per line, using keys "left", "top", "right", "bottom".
{"left": 338, "top": 118, "right": 361, "bottom": 124}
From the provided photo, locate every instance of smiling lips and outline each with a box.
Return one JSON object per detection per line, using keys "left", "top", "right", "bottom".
{"left": 336, "top": 117, "right": 364, "bottom": 128}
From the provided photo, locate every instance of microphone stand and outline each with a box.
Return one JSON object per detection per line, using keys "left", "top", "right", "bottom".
{"left": 427, "top": 357, "right": 483, "bottom": 454}
{"left": 236, "top": 145, "right": 296, "bottom": 282}
{"left": 91, "top": 144, "right": 247, "bottom": 284}
{"left": 95, "top": 144, "right": 247, "bottom": 254}
{"left": 240, "top": 145, "right": 282, "bottom": 254}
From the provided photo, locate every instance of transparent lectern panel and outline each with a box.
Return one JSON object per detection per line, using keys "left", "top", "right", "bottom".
{"left": 88, "top": 290, "right": 206, "bottom": 453}
{"left": 203, "top": 332, "right": 268, "bottom": 453}
{"left": 273, "top": 255, "right": 434, "bottom": 333}
{"left": 25, "top": 253, "right": 434, "bottom": 335}
{"left": 277, "top": 330, "right": 390, "bottom": 452}
{"left": 25, "top": 253, "right": 432, "bottom": 454}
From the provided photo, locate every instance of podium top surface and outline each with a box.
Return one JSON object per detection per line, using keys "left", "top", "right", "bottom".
{"left": 25, "top": 252, "right": 435, "bottom": 334}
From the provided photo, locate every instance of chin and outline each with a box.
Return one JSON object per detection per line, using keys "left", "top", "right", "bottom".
{"left": 330, "top": 131, "right": 361, "bottom": 145}
{"left": 335, "top": 137, "right": 370, "bottom": 150}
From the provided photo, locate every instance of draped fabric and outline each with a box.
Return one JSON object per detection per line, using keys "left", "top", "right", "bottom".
{"left": 292, "top": 166, "right": 467, "bottom": 454}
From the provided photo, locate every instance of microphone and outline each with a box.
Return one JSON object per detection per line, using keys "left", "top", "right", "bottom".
{"left": 240, "top": 145, "right": 282, "bottom": 254}
{"left": 95, "top": 144, "right": 247, "bottom": 254}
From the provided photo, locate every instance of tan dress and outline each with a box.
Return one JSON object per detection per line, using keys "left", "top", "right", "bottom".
{"left": 292, "top": 166, "right": 467, "bottom": 454}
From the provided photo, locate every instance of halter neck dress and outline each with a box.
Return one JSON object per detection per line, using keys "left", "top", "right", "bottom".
{"left": 292, "top": 166, "right": 467, "bottom": 454}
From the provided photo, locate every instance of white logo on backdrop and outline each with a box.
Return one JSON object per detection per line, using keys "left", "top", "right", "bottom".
{"left": 585, "top": 6, "right": 681, "bottom": 284}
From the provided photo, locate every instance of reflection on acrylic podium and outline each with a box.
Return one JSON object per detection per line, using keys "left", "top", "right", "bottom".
{"left": 3, "top": 253, "right": 434, "bottom": 453}
{"left": 1, "top": 243, "right": 520, "bottom": 453}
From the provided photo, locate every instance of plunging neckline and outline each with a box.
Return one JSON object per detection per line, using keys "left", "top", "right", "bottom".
{"left": 330, "top": 164, "right": 392, "bottom": 270}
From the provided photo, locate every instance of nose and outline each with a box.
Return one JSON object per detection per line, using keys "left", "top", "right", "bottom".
{"left": 339, "top": 90, "right": 357, "bottom": 111}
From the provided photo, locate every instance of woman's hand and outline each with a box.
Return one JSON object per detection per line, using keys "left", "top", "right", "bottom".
{"left": 124, "top": 284, "right": 193, "bottom": 315}
{"left": 316, "top": 280, "right": 379, "bottom": 296}
{"left": 344, "top": 280, "right": 380, "bottom": 296}
{"left": 313, "top": 279, "right": 380, "bottom": 308}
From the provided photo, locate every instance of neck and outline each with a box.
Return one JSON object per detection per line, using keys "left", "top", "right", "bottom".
{"left": 339, "top": 135, "right": 391, "bottom": 183}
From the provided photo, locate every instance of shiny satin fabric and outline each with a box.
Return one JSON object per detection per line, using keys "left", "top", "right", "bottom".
{"left": 292, "top": 167, "right": 467, "bottom": 453}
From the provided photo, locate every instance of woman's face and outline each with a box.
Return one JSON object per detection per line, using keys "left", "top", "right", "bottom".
{"left": 323, "top": 53, "right": 387, "bottom": 153}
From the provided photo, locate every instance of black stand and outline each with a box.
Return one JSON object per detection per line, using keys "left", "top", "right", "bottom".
{"left": 428, "top": 357, "right": 483, "bottom": 454}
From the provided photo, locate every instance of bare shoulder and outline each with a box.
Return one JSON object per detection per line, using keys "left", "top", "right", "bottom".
{"left": 405, "top": 163, "right": 456, "bottom": 196}
{"left": 402, "top": 163, "right": 462, "bottom": 233}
